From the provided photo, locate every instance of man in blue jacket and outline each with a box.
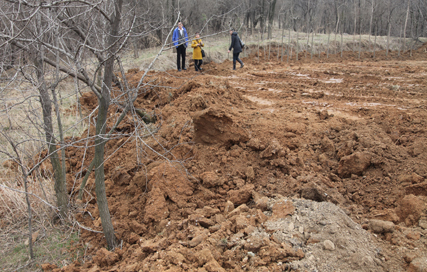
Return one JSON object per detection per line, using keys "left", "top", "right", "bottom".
{"left": 172, "top": 21, "right": 188, "bottom": 71}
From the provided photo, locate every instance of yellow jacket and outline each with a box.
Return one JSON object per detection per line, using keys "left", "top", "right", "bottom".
{"left": 191, "top": 38, "right": 204, "bottom": 60}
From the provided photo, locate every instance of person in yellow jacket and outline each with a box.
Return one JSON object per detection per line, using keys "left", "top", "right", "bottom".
{"left": 191, "top": 32, "right": 204, "bottom": 71}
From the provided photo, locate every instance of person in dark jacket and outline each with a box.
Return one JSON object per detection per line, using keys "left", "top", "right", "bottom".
{"left": 228, "top": 29, "right": 244, "bottom": 70}
{"left": 172, "top": 21, "right": 189, "bottom": 71}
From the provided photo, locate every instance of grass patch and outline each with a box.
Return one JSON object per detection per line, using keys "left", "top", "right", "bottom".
{"left": 0, "top": 227, "right": 84, "bottom": 272}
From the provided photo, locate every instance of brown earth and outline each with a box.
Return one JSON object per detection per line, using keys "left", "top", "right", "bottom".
{"left": 45, "top": 45, "right": 427, "bottom": 271}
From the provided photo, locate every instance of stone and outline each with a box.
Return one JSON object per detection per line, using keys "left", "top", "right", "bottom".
{"left": 405, "top": 182, "right": 427, "bottom": 197}
{"left": 404, "top": 252, "right": 418, "bottom": 263}
{"left": 147, "top": 162, "right": 194, "bottom": 208}
{"left": 127, "top": 232, "right": 140, "bottom": 244}
{"left": 203, "top": 260, "right": 226, "bottom": 272}
{"left": 247, "top": 138, "right": 262, "bottom": 150}
{"left": 189, "top": 233, "right": 207, "bottom": 247}
{"left": 255, "top": 196, "right": 269, "bottom": 211}
{"left": 129, "top": 220, "right": 146, "bottom": 235}
{"left": 201, "top": 171, "right": 224, "bottom": 188}
{"left": 244, "top": 235, "right": 265, "bottom": 251}
{"left": 140, "top": 238, "right": 168, "bottom": 253}
{"left": 227, "top": 184, "right": 255, "bottom": 206}
{"left": 323, "top": 240, "right": 335, "bottom": 251}
{"left": 419, "top": 217, "right": 427, "bottom": 229}
{"left": 164, "top": 251, "right": 186, "bottom": 265}
{"left": 245, "top": 166, "right": 255, "bottom": 180}
{"left": 201, "top": 206, "right": 221, "bottom": 217}
{"left": 235, "top": 215, "right": 249, "bottom": 231}
{"left": 143, "top": 187, "right": 169, "bottom": 223}
{"left": 271, "top": 199, "right": 295, "bottom": 219}
{"left": 337, "top": 152, "right": 372, "bottom": 178}
{"left": 224, "top": 201, "right": 235, "bottom": 215}
{"left": 300, "top": 187, "right": 326, "bottom": 202}
{"left": 198, "top": 217, "right": 215, "bottom": 228}
{"left": 406, "top": 231, "right": 421, "bottom": 241}
{"left": 195, "top": 248, "right": 215, "bottom": 266}
{"left": 193, "top": 107, "right": 249, "bottom": 145}
{"left": 369, "top": 209, "right": 400, "bottom": 223}
{"left": 227, "top": 204, "right": 250, "bottom": 218}
{"left": 214, "top": 214, "right": 226, "bottom": 224}
{"left": 408, "top": 257, "right": 427, "bottom": 272}
{"left": 410, "top": 140, "right": 426, "bottom": 157}
{"left": 368, "top": 219, "right": 395, "bottom": 234}
{"left": 396, "top": 194, "right": 426, "bottom": 226}
{"left": 260, "top": 139, "right": 282, "bottom": 159}
{"left": 111, "top": 169, "right": 131, "bottom": 186}
{"left": 92, "top": 248, "right": 119, "bottom": 267}
{"left": 41, "top": 264, "right": 59, "bottom": 271}
{"left": 321, "top": 136, "right": 336, "bottom": 157}
{"left": 398, "top": 174, "right": 413, "bottom": 184}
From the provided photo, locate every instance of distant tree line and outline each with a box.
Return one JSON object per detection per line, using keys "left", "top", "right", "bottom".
{"left": 132, "top": 0, "right": 426, "bottom": 46}
{"left": 1, "top": 0, "right": 426, "bottom": 69}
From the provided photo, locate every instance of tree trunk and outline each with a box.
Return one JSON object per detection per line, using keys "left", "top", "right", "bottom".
{"left": 353, "top": 0, "right": 357, "bottom": 52}
{"left": 403, "top": 0, "right": 410, "bottom": 52}
{"left": 268, "top": 0, "right": 277, "bottom": 39}
{"left": 23, "top": 171, "right": 34, "bottom": 259}
{"left": 386, "top": 19, "right": 391, "bottom": 56}
{"left": 296, "top": 29, "right": 299, "bottom": 61}
{"left": 398, "top": 25, "right": 402, "bottom": 56}
{"left": 306, "top": 0, "right": 310, "bottom": 58}
{"left": 281, "top": 25, "right": 284, "bottom": 62}
{"left": 35, "top": 53, "right": 68, "bottom": 220}
{"left": 311, "top": 29, "right": 314, "bottom": 59}
{"left": 374, "top": 25, "right": 377, "bottom": 58}
{"left": 326, "top": 24, "right": 331, "bottom": 59}
{"left": 287, "top": 28, "right": 291, "bottom": 63}
{"left": 368, "top": 0, "right": 374, "bottom": 52}
{"left": 93, "top": 0, "right": 124, "bottom": 250}
{"left": 358, "top": 0, "right": 362, "bottom": 59}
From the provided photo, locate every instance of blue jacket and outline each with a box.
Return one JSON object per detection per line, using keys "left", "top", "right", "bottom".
{"left": 172, "top": 27, "right": 188, "bottom": 48}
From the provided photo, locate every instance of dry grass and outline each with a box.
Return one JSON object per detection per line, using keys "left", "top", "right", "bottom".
{"left": 0, "top": 70, "right": 88, "bottom": 271}
{"left": 0, "top": 173, "right": 87, "bottom": 272}
{"left": 118, "top": 30, "right": 426, "bottom": 74}
{"left": 0, "top": 174, "right": 55, "bottom": 225}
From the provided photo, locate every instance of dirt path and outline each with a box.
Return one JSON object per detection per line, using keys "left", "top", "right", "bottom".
{"left": 45, "top": 46, "right": 427, "bottom": 272}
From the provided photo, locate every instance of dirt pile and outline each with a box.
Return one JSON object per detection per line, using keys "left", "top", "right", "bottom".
{"left": 44, "top": 45, "right": 427, "bottom": 271}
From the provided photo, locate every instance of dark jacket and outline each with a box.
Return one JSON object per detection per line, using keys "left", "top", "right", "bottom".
{"left": 229, "top": 32, "right": 242, "bottom": 53}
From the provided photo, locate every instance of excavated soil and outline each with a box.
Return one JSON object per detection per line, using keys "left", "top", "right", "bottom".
{"left": 44, "top": 45, "right": 427, "bottom": 271}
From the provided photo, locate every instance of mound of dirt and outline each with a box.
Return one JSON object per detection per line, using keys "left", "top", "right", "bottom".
{"left": 43, "top": 44, "right": 427, "bottom": 272}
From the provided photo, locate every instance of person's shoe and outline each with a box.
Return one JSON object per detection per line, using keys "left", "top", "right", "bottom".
{"left": 183, "top": 68, "right": 187, "bottom": 70}
{"left": 240, "top": 63, "right": 244, "bottom": 68}
{"left": 233, "top": 62, "right": 236, "bottom": 70}
{"left": 178, "top": 68, "right": 182, "bottom": 71}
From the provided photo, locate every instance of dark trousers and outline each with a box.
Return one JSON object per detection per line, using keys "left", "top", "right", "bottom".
{"left": 194, "top": 59, "right": 203, "bottom": 71}
{"left": 232, "top": 52, "right": 241, "bottom": 63}
{"left": 233, "top": 52, "right": 243, "bottom": 69}
{"left": 177, "top": 45, "right": 186, "bottom": 70}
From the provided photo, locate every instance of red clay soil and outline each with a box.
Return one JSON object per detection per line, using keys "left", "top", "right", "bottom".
{"left": 44, "top": 45, "right": 427, "bottom": 271}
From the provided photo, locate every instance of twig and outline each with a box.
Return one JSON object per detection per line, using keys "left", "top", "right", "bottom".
{"left": 74, "top": 221, "right": 103, "bottom": 234}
